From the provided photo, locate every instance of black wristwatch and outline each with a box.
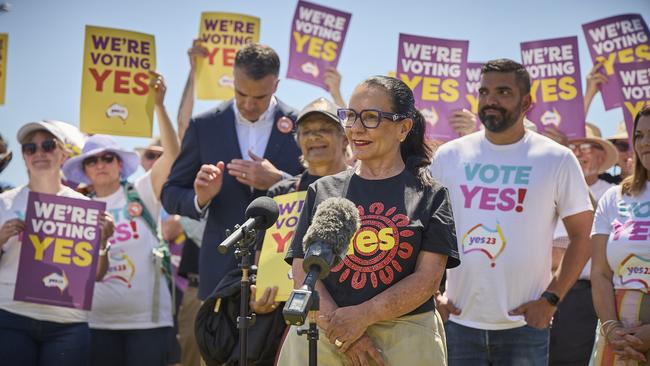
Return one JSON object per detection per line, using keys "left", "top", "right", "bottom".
{"left": 541, "top": 291, "right": 560, "bottom": 306}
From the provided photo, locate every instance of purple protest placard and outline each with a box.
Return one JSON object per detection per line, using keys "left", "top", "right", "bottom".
{"left": 582, "top": 14, "right": 650, "bottom": 110}
{"left": 286, "top": 0, "right": 351, "bottom": 89}
{"left": 396, "top": 33, "right": 469, "bottom": 142}
{"left": 465, "top": 62, "right": 483, "bottom": 114}
{"left": 521, "top": 36, "right": 586, "bottom": 139}
{"left": 615, "top": 60, "right": 650, "bottom": 140}
{"left": 14, "top": 192, "right": 106, "bottom": 310}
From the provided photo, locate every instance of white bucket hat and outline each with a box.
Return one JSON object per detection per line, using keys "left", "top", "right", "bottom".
{"left": 62, "top": 134, "right": 139, "bottom": 185}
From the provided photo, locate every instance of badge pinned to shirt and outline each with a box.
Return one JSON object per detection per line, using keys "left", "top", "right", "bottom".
{"left": 128, "top": 202, "right": 143, "bottom": 218}
{"left": 276, "top": 116, "right": 294, "bottom": 134}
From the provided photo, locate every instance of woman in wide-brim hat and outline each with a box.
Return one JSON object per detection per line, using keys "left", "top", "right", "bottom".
{"left": 0, "top": 120, "right": 113, "bottom": 366}
{"left": 62, "top": 71, "right": 181, "bottom": 366}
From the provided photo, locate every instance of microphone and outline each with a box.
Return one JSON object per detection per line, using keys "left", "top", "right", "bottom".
{"left": 283, "top": 197, "right": 360, "bottom": 325}
{"left": 217, "top": 196, "right": 279, "bottom": 254}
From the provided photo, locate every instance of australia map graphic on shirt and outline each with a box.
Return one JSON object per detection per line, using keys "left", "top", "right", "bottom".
{"left": 331, "top": 202, "right": 415, "bottom": 290}
{"left": 103, "top": 249, "right": 136, "bottom": 288}
{"left": 461, "top": 221, "right": 507, "bottom": 267}
{"left": 617, "top": 254, "right": 650, "bottom": 291}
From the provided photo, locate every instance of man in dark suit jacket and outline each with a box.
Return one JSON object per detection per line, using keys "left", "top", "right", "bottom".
{"left": 161, "top": 44, "right": 303, "bottom": 300}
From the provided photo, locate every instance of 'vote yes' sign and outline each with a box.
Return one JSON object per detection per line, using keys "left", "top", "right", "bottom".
{"left": 14, "top": 192, "right": 106, "bottom": 310}
{"left": 396, "top": 33, "right": 469, "bottom": 142}
{"left": 196, "top": 12, "right": 260, "bottom": 100}
{"left": 80, "top": 25, "right": 156, "bottom": 137}
{"left": 0, "top": 33, "right": 6, "bottom": 105}
{"left": 582, "top": 14, "right": 650, "bottom": 110}
{"left": 615, "top": 60, "right": 650, "bottom": 140}
{"left": 287, "top": 0, "right": 351, "bottom": 90}
{"left": 521, "top": 36, "right": 585, "bottom": 139}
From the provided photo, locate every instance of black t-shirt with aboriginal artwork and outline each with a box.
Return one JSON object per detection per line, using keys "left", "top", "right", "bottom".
{"left": 285, "top": 169, "right": 459, "bottom": 315}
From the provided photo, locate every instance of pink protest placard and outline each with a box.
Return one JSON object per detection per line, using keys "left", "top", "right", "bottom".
{"left": 615, "top": 60, "right": 650, "bottom": 140}
{"left": 14, "top": 192, "right": 106, "bottom": 310}
{"left": 582, "top": 14, "right": 650, "bottom": 110}
{"left": 396, "top": 33, "right": 469, "bottom": 142}
{"left": 287, "top": 0, "right": 351, "bottom": 90}
{"left": 521, "top": 36, "right": 586, "bottom": 139}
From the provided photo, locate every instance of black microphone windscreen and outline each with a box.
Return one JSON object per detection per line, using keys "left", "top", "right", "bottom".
{"left": 245, "top": 196, "right": 279, "bottom": 230}
{"left": 303, "top": 197, "right": 360, "bottom": 265}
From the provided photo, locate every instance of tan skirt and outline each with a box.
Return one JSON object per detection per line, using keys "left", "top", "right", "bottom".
{"left": 277, "top": 309, "right": 447, "bottom": 366}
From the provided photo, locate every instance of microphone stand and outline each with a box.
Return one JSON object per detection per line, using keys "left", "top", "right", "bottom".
{"left": 297, "top": 289, "right": 320, "bottom": 366}
{"left": 224, "top": 223, "right": 258, "bottom": 366}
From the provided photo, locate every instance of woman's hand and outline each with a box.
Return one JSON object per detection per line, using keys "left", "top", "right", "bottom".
{"left": 0, "top": 219, "right": 25, "bottom": 247}
{"left": 325, "top": 305, "right": 372, "bottom": 352}
{"left": 98, "top": 212, "right": 115, "bottom": 245}
{"left": 343, "top": 334, "right": 386, "bottom": 366}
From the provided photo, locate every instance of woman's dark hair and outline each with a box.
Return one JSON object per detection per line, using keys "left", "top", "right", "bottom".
{"left": 362, "top": 75, "right": 433, "bottom": 187}
{"left": 621, "top": 105, "right": 650, "bottom": 196}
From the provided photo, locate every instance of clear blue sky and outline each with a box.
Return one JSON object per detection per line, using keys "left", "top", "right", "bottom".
{"left": 1, "top": 0, "right": 649, "bottom": 186}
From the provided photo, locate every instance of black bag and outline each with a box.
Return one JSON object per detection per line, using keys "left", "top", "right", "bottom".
{"left": 195, "top": 268, "right": 287, "bottom": 366}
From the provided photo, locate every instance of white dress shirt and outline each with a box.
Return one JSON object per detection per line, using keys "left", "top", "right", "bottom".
{"left": 194, "top": 97, "right": 279, "bottom": 214}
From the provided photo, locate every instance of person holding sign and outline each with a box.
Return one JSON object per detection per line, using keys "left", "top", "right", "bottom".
{"left": 252, "top": 97, "right": 349, "bottom": 312}
{"left": 279, "top": 76, "right": 459, "bottom": 366}
{"left": 590, "top": 106, "right": 650, "bottom": 365}
{"left": 0, "top": 121, "right": 114, "bottom": 366}
{"left": 161, "top": 43, "right": 303, "bottom": 301}
{"left": 431, "top": 59, "right": 593, "bottom": 365}
{"left": 62, "top": 71, "right": 180, "bottom": 366}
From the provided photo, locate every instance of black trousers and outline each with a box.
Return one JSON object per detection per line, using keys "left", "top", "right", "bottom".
{"left": 549, "top": 280, "right": 598, "bottom": 366}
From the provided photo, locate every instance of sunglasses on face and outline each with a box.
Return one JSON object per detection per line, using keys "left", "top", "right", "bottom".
{"left": 143, "top": 150, "right": 162, "bottom": 160}
{"left": 612, "top": 140, "right": 629, "bottom": 152}
{"left": 337, "top": 108, "right": 407, "bottom": 129}
{"left": 568, "top": 143, "right": 603, "bottom": 154}
{"left": 83, "top": 153, "right": 118, "bottom": 167}
{"left": 22, "top": 140, "right": 57, "bottom": 155}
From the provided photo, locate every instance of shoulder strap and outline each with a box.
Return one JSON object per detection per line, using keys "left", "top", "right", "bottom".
{"left": 341, "top": 169, "right": 353, "bottom": 198}
{"left": 123, "top": 182, "right": 158, "bottom": 236}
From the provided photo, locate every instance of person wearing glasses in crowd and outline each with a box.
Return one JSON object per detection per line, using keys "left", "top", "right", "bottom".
{"left": 590, "top": 106, "right": 650, "bottom": 365}
{"left": 549, "top": 122, "right": 618, "bottom": 365}
{"left": 280, "top": 76, "right": 460, "bottom": 366}
{"left": 62, "top": 72, "right": 180, "bottom": 366}
{"left": 136, "top": 138, "right": 164, "bottom": 173}
{"left": 0, "top": 121, "right": 114, "bottom": 366}
{"left": 599, "top": 121, "right": 635, "bottom": 184}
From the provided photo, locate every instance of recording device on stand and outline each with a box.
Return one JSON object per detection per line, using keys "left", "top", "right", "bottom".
{"left": 218, "top": 196, "right": 279, "bottom": 366}
{"left": 283, "top": 197, "right": 360, "bottom": 366}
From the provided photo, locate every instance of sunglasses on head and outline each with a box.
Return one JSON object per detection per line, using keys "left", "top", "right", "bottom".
{"left": 22, "top": 140, "right": 57, "bottom": 155}
{"left": 143, "top": 150, "right": 162, "bottom": 160}
{"left": 83, "top": 153, "right": 118, "bottom": 167}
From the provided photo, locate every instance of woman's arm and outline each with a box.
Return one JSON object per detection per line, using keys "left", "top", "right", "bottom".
{"left": 95, "top": 212, "right": 114, "bottom": 281}
{"left": 326, "top": 250, "right": 448, "bottom": 351}
{"left": 149, "top": 71, "right": 180, "bottom": 200}
{"left": 591, "top": 234, "right": 618, "bottom": 323}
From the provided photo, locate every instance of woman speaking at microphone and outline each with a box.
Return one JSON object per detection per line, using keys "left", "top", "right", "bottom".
{"left": 280, "top": 76, "right": 460, "bottom": 366}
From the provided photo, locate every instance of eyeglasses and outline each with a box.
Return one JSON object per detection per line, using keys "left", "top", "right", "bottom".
{"left": 143, "top": 150, "right": 162, "bottom": 160}
{"left": 568, "top": 143, "right": 604, "bottom": 154}
{"left": 83, "top": 153, "right": 118, "bottom": 167}
{"left": 612, "top": 140, "right": 629, "bottom": 152}
{"left": 22, "top": 140, "right": 57, "bottom": 155}
{"left": 337, "top": 108, "right": 407, "bottom": 129}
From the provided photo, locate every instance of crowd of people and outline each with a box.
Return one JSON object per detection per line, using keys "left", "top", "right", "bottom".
{"left": 0, "top": 38, "right": 648, "bottom": 366}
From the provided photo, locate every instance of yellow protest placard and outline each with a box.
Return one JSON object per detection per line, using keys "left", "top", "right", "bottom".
{"left": 0, "top": 33, "right": 7, "bottom": 105}
{"left": 80, "top": 25, "right": 156, "bottom": 137}
{"left": 256, "top": 191, "right": 307, "bottom": 302}
{"left": 196, "top": 12, "right": 260, "bottom": 100}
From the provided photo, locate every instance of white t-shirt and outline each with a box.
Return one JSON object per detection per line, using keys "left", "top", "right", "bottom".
{"left": 0, "top": 185, "right": 90, "bottom": 323}
{"left": 553, "top": 178, "right": 615, "bottom": 280}
{"left": 431, "top": 130, "right": 592, "bottom": 330}
{"left": 89, "top": 173, "right": 173, "bottom": 329}
{"left": 592, "top": 183, "right": 650, "bottom": 291}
